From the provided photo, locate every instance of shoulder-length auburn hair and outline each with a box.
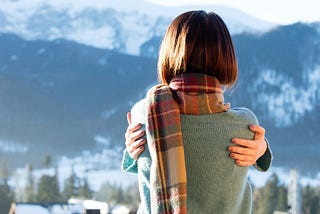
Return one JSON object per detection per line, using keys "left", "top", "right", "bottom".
{"left": 158, "top": 10, "right": 238, "bottom": 87}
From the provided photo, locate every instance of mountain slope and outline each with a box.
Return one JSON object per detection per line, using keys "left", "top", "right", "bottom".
{"left": 0, "top": 33, "right": 157, "bottom": 168}
{"left": 0, "top": 0, "right": 276, "bottom": 55}
{"left": 230, "top": 23, "right": 320, "bottom": 171}
{"left": 232, "top": 23, "right": 320, "bottom": 126}
{"left": 0, "top": 22, "right": 319, "bottom": 173}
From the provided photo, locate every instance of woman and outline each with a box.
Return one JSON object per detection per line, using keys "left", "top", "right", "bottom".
{"left": 122, "top": 10, "right": 272, "bottom": 213}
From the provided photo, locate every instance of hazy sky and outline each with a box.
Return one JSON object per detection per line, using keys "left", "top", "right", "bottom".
{"left": 146, "top": 0, "right": 320, "bottom": 25}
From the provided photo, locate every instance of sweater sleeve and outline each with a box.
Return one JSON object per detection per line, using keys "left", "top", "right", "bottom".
{"left": 254, "top": 138, "right": 272, "bottom": 172}
{"left": 121, "top": 150, "right": 138, "bottom": 174}
{"left": 234, "top": 108, "right": 273, "bottom": 172}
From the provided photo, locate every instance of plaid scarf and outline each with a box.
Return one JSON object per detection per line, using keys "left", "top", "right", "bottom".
{"left": 145, "top": 73, "right": 229, "bottom": 213}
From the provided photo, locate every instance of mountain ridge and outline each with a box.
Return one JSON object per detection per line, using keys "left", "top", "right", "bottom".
{"left": 0, "top": 22, "right": 319, "bottom": 173}
{"left": 0, "top": 0, "right": 276, "bottom": 55}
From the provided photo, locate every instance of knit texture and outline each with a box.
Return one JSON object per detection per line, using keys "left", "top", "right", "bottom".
{"left": 145, "top": 73, "right": 228, "bottom": 213}
{"left": 121, "top": 75, "right": 272, "bottom": 213}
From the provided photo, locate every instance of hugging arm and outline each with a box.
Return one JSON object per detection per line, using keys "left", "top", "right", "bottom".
{"left": 123, "top": 118, "right": 272, "bottom": 170}
{"left": 125, "top": 112, "right": 146, "bottom": 160}
{"left": 121, "top": 112, "right": 145, "bottom": 173}
{"left": 228, "top": 125, "right": 272, "bottom": 171}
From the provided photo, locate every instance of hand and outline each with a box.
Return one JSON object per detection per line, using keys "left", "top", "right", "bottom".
{"left": 125, "top": 112, "right": 146, "bottom": 160}
{"left": 228, "top": 125, "right": 267, "bottom": 167}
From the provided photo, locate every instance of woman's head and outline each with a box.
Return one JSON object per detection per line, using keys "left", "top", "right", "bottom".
{"left": 158, "top": 10, "right": 238, "bottom": 87}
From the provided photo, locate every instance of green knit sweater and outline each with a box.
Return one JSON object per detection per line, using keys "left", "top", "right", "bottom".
{"left": 122, "top": 100, "right": 272, "bottom": 214}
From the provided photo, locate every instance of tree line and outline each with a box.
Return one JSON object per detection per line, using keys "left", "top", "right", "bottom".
{"left": 0, "top": 160, "right": 319, "bottom": 213}
{"left": 252, "top": 173, "right": 320, "bottom": 214}
{"left": 0, "top": 159, "right": 140, "bottom": 212}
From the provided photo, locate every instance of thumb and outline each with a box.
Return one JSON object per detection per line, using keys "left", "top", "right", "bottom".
{"left": 249, "top": 125, "right": 265, "bottom": 139}
{"left": 127, "top": 112, "right": 132, "bottom": 126}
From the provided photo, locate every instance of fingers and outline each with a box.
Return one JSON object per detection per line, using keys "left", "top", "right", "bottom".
{"left": 124, "top": 111, "right": 146, "bottom": 160}
{"left": 124, "top": 121, "right": 146, "bottom": 160}
{"left": 228, "top": 139, "right": 267, "bottom": 167}
{"left": 228, "top": 125, "right": 267, "bottom": 167}
{"left": 229, "top": 152, "right": 255, "bottom": 167}
{"left": 130, "top": 146, "right": 145, "bottom": 160}
{"left": 228, "top": 142, "right": 258, "bottom": 167}
{"left": 125, "top": 128, "right": 145, "bottom": 146}
{"left": 128, "top": 138, "right": 146, "bottom": 152}
{"left": 230, "top": 138, "right": 256, "bottom": 149}
{"left": 129, "top": 145, "right": 145, "bottom": 160}
{"left": 127, "top": 112, "right": 132, "bottom": 125}
{"left": 228, "top": 145, "right": 255, "bottom": 156}
{"left": 249, "top": 125, "right": 265, "bottom": 139}
{"left": 234, "top": 160, "right": 253, "bottom": 167}
{"left": 229, "top": 152, "right": 255, "bottom": 162}
{"left": 231, "top": 125, "right": 266, "bottom": 146}
{"left": 125, "top": 122, "right": 143, "bottom": 140}
{"left": 127, "top": 138, "right": 146, "bottom": 160}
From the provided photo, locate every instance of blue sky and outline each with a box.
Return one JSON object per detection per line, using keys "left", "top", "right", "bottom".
{"left": 146, "top": 0, "right": 320, "bottom": 25}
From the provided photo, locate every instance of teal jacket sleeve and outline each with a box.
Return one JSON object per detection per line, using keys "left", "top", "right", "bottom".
{"left": 254, "top": 138, "right": 272, "bottom": 172}
{"left": 121, "top": 98, "right": 146, "bottom": 174}
{"left": 121, "top": 150, "right": 138, "bottom": 174}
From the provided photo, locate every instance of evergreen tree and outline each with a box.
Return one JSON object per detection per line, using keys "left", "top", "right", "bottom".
{"left": 252, "top": 186, "right": 263, "bottom": 212}
{"left": 302, "top": 185, "right": 320, "bottom": 214}
{"left": 0, "top": 161, "right": 13, "bottom": 212}
{"left": 95, "top": 181, "right": 140, "bottom": 209}
{"left": 43, "top": 155, "right": 52, "bottom": 169}
{"left": 94, "top": 182, "right": 110, "bottom": 202}
{"left": 254, "top": 173, "right": 280, "bottom": 214}
{"left": 0, "top": 161, "right": 9, "bottom": 179}
{"left": 122, "top": 183, "right": 140, "bottom": 206}
{"left": 78, "top": 178, "right": 92, "bottom": 199}
{"left": 107, "top": 183, "right": 124, "bottom": 204}
{"left": 62, "top": 169, "right": 78, "bottom": 202}
{"left": 25, "top": 164, "right": 35, "bottom": 202}
{"left": 94, "top": 182, "right": 125, "bottom": 204}
{"left": 276, "top": 185, "right": 288, "bottom": 211}
{"left": 36, "top": 174, "right": 60, "bottom": 203}
{"left": 0, "top": 179, "right": 14, "bottom": 212}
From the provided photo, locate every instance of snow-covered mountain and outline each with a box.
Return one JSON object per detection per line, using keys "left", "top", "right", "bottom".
{"left": 0, "top": 0, "right": 276, "bottom": 55}
{"left": 232, "top": 23, "right": 320, "bottom": 128}
{"left": 0, "top": 22, "right": 319, "bottom": 174}
{"left": 0, "top": 0, "right": 319, "bottom": 177}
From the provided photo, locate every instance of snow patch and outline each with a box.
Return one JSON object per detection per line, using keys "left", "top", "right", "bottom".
{"left": 101, "top": 107, "right": 119, "bottom": 120}
{"left": 94, "top": 135, "right": 111, "bottom": 147}
{"left": 11, "top": 147, "right": 137, "bottom": 195}
{"left": 256, "top": 66, "right": 320, "bottom": 127}
{"left": 16, "top": 204, "right": 51, "bottom": 214}
{"left": 0, "top": 140, "right": 28, "bottom": 153}
{"left": 37, "top": 48, "right": 46, "bottom": 55}
{"left": 10, "top": 54, "right": 18, "bottom": 60}
{"left": 0, "top": 0, "right": 276, "bottom": 56}
{"left": 65, "top": 26, "right": 115, "bottom": 50}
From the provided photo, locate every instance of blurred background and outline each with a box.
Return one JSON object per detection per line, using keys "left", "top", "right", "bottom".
{"left": 0, "top": 0, "right": 319, "bottom": 213}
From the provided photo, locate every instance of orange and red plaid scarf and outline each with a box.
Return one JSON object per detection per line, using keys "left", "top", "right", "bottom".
{"left": 146, "top": 73, "right": 229, "bottom": 213}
